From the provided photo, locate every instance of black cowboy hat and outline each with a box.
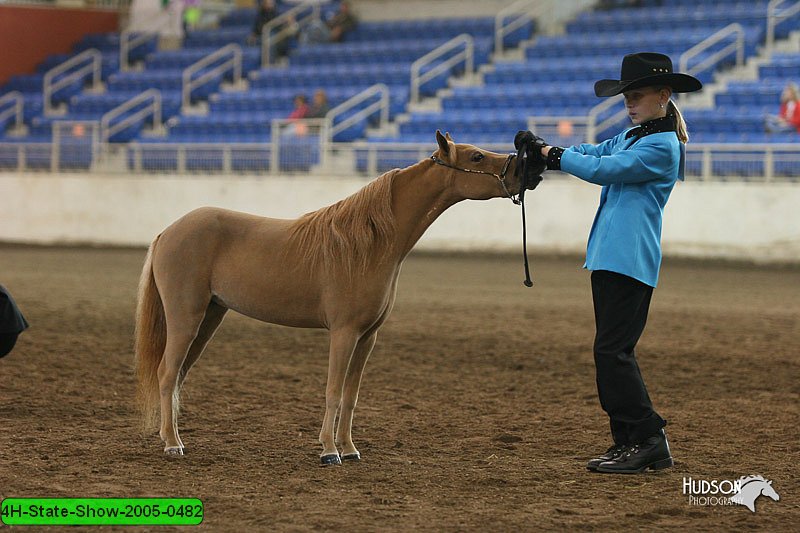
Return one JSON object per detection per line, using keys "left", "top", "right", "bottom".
{"left": 594, "top": 52, "right": 703, "bottom": 97}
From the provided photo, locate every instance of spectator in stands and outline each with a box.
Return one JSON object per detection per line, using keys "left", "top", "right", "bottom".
{"left": 0, "top": 285, "right": 28, "bottom": 359}
{"left": 288, "top": 94, "right": 309, "bottom": 121}
{"left": 286, "top": 93, "right": 310, "bottom": 136}
{"left": 765, "top": 82, "right": 800, "bottom": 133}
{"left": 516, "top": 52, "right": 702, "bottom": 475}
{"left": 248, "top": 0, "right": 278, "bottom": 44}
{"left": 301, "top": 1, "right": 358, "bottom": 44}
{"left": 183, "top": 0, "right": 202, "bottom": 33}
{"left": 307, "top": 89, "right": 330, "bottom": 118}
{"left": 247, "top": 0, "right": 292, "bottom": 59}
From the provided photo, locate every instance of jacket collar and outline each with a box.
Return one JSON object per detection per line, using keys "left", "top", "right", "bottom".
{"left": 625, "top": 115, "right": 677, "bottom": 140}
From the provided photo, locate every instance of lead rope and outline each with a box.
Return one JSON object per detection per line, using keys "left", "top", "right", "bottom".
{"left": 516, "top": 143, "right": 534, "bottom": 287}
{"left": 521, "top": 191, "right": 533, "bottom": 287}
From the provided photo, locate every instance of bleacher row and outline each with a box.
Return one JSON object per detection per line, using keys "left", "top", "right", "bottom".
{"left": 0, "top": 0, "right": 798, "bottom": 176}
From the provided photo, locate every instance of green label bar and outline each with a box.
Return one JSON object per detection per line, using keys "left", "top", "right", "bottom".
{"left": 1, "top": 498, "right": 203, "bottom": 526}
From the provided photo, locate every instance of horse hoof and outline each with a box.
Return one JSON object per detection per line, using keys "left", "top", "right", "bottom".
{"left": 164, "top": 447, "right": 184, "bottom": 456}
{"left": 320, "top": 453, "right": 341, "bottom": 466}
{"left": 341, "top": 452, "right": 361, "bottom": 461}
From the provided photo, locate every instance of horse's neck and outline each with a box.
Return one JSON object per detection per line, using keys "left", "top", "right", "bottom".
{"left": 390, "top": 161, "right": 459, "bottom": 257}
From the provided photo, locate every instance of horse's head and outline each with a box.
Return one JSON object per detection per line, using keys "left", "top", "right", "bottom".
{"left": 761, "top": 480, "right": 780, "bottom": 502}
{"left": 433, "top": 130, "right": 535, "bottom": 202}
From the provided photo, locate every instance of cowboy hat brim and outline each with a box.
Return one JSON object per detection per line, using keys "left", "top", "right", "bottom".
{"left": 594, "top": 73, "right": 702, "bottom": 97}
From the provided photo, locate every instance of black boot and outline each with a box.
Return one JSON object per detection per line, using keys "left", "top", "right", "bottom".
{"left": 596, "top": 430, "right": 673, "bottom": 474}
{"left": 586, "top": 443, "right": 628, "bottom": 471}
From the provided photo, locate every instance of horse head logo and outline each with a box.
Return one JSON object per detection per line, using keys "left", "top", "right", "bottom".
{"left": 729, "top": 475, "right": 780, "bottom": 513}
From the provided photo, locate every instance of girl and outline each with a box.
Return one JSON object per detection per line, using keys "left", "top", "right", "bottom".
{"left": 524, "top": 52, "right": 702, "bottom": 474}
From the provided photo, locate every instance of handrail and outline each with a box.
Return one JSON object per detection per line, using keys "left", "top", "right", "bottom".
{"left": 494, "top": 0, "right": 539, "bottom": 55}
{"left": 100, "top": 89, "right": 162, "bottom": 143}
{"left": 182, "top": 43, "right": 242, "bottom": 111}
{"left": 50, "top": 120, "right": 100, "bottom": 172}
{"left": 262, "top": 1, "right": 321, "bottom": 67}
{"left": 586, "top": 94, "right": 625, "bottom": 143}
{"left": 679, "top": 23, "right": 744, "bottom": 83}
{"left": 324, "top": 84, "right": 390, "bottom": 143}
{"left": 43, "top": 49, "right": 102, "bottom": 116}
{"left": 0, "top": 91, "right": 24, "bottom": 130}
{"left": 119, "top": 31, "right": 157, "bottom": 72}
{"left": 767, "top": 0, "right": 800, "bottom": 53}
{"left": 410, "top": 34, "right": 474, "bottom": 104}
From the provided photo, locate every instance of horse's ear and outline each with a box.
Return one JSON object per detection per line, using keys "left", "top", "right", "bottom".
{"left": 435, "top": 130, "right": 451, "bottom": 158}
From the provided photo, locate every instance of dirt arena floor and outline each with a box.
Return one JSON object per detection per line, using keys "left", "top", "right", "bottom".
{"left": 0, "top": 244, "right": 798, "bottom": 531}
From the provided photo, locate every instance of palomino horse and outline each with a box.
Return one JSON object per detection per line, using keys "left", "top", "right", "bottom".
{"left": 135, "top": 131, "right": 543, "bottom": 464}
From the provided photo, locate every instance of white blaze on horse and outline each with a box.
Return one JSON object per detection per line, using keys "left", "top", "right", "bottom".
{"left": 134, "top": 131, "right": 542, "bottom": 465}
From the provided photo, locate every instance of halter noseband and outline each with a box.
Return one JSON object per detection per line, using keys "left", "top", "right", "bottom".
{"left": 429, "top": 153, "right": 520, "bottom": 205}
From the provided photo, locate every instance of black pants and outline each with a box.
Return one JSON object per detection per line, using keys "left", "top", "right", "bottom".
{"left": 591, "top": 270, "right": 666, "bottom": 445}
{"left": 0, "top": 333, "right": 19, "bottom": 358}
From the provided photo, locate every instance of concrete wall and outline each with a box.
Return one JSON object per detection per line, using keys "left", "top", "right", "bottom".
{"left": 1, "top": 172, "right": 798, "bottom": 263}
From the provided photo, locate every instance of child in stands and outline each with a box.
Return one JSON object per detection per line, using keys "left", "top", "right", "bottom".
{"left": 765, "top": 82, "right": 800, "bottom": 133}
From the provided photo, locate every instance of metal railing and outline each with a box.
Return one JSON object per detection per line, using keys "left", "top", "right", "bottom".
{"left": 125, "top": 142, "right": 274, "bottom": 174}
{"left": 411, "top": 34, "right": 474, "bottom": 104}
{"left": 679, "top": 23, "right": 745, "bottom": 87}
{"left": 119, "top": 31, "right": 157, "bottom": 71}
{"left": 2, "top": 139, "right": 800, "bottom": 182}
{"left": 182, "top": 44, "right": 242, "bottom": 111}
{"left": 325, "top": 84, "right": 390, "bottom": 144}
{"left": 261, "top": 1, "right": 321, "bottom": 67}
{"left": 100, "top": 89, "right": 162, "bottom": 143}
{"left": 527, "top": 115, "right": 590, "bottom": 147}
{"left": 50, "top": 120, "right": 100, "bottom": 172}
{"left": 766, "top": 0, "right": 800, "bottom": 52}
{"left": 585, "top": 94, "right": 626, "bottom": 143}
{"left": 0, "top": 91, "right": 24, "bottom": 131}
{"left": 494, "top": 0, "right": 540, "bottom": 55}
{"left": 43, "top": 49, "right": 102, "bottom": 116}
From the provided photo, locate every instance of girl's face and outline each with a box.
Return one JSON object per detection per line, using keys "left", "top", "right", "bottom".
{"left": 623, "top": 86, "right": 670, "bottom": 124}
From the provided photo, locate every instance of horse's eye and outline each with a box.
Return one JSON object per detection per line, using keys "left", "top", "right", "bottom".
{"left": 471, "top": 152, "right": 484, "bottom": 162}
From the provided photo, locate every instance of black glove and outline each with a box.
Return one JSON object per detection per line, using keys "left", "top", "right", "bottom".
{"left": 515, "top": 130, "right": 547, "bottom": 159}
{"left": 514, "top": 130, "right": 534, "bottom": 150}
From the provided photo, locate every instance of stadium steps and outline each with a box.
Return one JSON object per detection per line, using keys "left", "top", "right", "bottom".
{"left": 682, "top": 30, "right": 800, "bottom": 110}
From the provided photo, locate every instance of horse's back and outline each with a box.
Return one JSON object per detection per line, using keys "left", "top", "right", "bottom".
{"left": 154, "top": 207, "right": 326, "bottom": 327}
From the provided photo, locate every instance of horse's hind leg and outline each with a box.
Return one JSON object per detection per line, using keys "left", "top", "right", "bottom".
{"left": 177, "top": 301, "right": 228, "bottom": 390}
{"left": 336, "top": 330, "right": 377, "bottom": 461}
{"left": 158, "top": 299, "right": 210, "bottom": 455}
{"left": 319, "top": 328, "right": 360, "bottom": 465}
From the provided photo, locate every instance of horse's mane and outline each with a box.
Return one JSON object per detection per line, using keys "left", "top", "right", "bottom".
{"left": 288, "top": 168, "right": 399, "bottom": 277}
{"left": 738, "top": 475, "right": 768, "bottom": 486}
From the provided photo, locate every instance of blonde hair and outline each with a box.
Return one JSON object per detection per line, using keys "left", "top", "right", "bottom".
{"left": 667, "top": 99, "right": 688, "bottom": 144}
{"left": 654, "top": 86, "right": 688, "bottom": 143}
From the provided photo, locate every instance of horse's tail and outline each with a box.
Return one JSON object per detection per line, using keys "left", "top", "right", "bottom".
{"left": 134, "top": 235, "right": 166, "bottom": 432}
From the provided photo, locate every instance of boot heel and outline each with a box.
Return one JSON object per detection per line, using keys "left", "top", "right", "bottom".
{"left": 650, "top": 457, "right": 674, "bottom": 471}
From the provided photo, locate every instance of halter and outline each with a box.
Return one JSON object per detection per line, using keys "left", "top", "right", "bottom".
{"left": 430, "top": 148, "right": 542, "bottom": 288}
{"left": 429, "top": 153, "right": 520, "bottom": 205}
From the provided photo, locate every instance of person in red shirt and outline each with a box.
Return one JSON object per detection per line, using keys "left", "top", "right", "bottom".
{"left": 765, "top": 82, "right": 800, "bottom": 133}
{"left": 288, "top": 94, "right": 309, "bottom": 120}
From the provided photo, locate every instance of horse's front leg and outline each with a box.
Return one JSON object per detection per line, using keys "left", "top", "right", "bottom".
{"left": 319, "top": 327, "right": 360, "bottom": 465}
{"left": 336, "top": 331, "right": 377, "bottom": 461}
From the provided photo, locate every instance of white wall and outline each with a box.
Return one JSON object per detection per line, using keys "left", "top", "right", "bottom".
{"left": 1, "top": 172, "right": 798, "bottom": 263}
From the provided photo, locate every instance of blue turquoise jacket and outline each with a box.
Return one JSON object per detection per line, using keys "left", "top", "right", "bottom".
{"left": 552, "top": 120, "right": 684, "bottom": 287}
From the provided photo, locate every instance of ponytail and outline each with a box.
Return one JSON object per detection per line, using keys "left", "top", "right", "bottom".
{"left": 667, "top": 99, "right": 688, "bottom": 143}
